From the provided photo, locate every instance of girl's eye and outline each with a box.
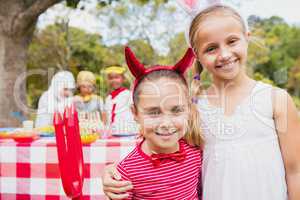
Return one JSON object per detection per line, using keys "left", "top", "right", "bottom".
{"left": 171, "top": 107, "right": 184, "bottom": 114}
{"left": 205, "top": 46, "right": 217, "bottom": 53}
{"left": 228, "top": 38, "right": 238, "bottom": 45}
{"left": 148, "top": 110, "right": 161, "bottom": 116}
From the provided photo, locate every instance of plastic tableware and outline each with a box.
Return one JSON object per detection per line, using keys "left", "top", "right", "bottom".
{"left": 53, "top": 105, "right": 84, "bottom": 200}
{"left": 10, "top": 130, "right": 40, "bottom": 143}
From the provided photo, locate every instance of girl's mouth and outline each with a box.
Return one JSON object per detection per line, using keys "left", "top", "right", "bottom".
{"left": 215, "top": 58, "right": 239, "bottom": 71}
{"left": 155, "top": 130, "right": 177, "bottom": 136}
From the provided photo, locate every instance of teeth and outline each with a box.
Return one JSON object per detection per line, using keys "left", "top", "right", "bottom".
{"left": 217, "top": 60, "right": 237, "bottom": 69}
{"left": 155, "top": 130, "right": 176, "bottom": 136}
{"left": 223, "top": 62, "right": 234, "bottom": 69}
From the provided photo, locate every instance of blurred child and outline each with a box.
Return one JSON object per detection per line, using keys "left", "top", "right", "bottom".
{"left": 104, "top": 66, "right": 137, "bottom": 135}
{"left": 74, "top": 70, "right": 107, "bottom": 125}
{"left": 36, "top": 71, "right": 75, "bottom": 127}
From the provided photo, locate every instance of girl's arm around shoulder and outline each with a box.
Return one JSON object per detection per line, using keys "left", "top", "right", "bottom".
{"left": 273, "top": 88, "right": 300, "bottom": 200}
{"left": 115, "top": 163, "right": 134, "bottom": 200}
{"left": 102, "top": 163, "right": 133, "bottom": 200}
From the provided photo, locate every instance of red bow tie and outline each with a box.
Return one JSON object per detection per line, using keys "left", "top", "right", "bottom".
{"left": 150, "top": 149, "right": 186, "bottom": 167}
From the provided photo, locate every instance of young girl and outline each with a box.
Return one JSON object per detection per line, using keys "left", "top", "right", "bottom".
{"left": 115, "top": 46, "right": 203, "bottom": 199}
{"left": 102, "top": 1, "right": 300, "bottom": 200}
{"left": 187, "top": 2, "right": 300, "bottom": 200}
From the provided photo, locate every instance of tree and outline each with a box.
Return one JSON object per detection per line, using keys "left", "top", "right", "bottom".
{"left": 96, "top": 0, "right": 178, "bottom": 55}
{"left": 0, "top": 0, "right": 64, "bottom": 126}
{"left": 0, "top": 0, "right": 153, "bottom": 126}
{"left": 287, "top": 57, "right": 300, "bottom": 97}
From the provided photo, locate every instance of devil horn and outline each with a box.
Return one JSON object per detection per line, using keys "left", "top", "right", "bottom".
{"left": 173, "top": 48, "right": 195, "bottom": 74}
{"left": 125, "top": 46, "right": 145, "bottom": 78}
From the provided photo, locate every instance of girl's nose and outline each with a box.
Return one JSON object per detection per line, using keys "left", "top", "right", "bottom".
{"left": 218, "top": 46, "right": 231, "bottom": 62}
{"left": 158, "top": 114, "right": 173, "bottom": 129}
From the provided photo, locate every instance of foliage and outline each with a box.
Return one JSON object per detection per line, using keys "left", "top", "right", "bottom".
{"left": 253, "top": 72, "right": 275, "bottom": 86}
{"left": 26, "top": 5, "right": 300, "bottom": 109}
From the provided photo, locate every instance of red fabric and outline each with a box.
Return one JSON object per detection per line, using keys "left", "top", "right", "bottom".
{"left": 109, "top": 87, "right": 127, "bottom": 123}
{"left": 117, "top": 139, "right": 202, "bottom": 200}
{"left": 110, "top": 87, "right": 127, "bottom": 100}
{"left": 150, "top": 141, "right": 186, "bottom": 167}
{"left": 111, "top": 104, "right": 117, "bottom": 123}
{"left": 0, "top": 137, "right": 138, "bottom": 200}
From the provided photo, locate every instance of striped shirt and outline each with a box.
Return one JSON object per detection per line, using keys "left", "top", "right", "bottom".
{"left": 117, "top": 139, "right": 202, "bottom": 200}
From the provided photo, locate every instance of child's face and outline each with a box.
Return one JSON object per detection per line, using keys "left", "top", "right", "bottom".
{"left": 107, "top": 73, "right": 124, "bottom": 90}
{"left": 61, "top": 88, "right": 74, "bottom": 98}
{"left": 132, "top": 78, "right": 189, "bottom": 154}
{"left": 195, "top": 14, "right": 249, "bottom": 81}
{"left": 78, "top": 83, "right": 94, "bottom": 96}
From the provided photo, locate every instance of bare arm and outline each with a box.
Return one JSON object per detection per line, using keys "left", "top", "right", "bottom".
{"left": 273, "top": 89, "right": 300, "bottom": 200}
{"left": 101, "top": 111, "right": 108, "bottom": 125}
{"left": 101, "top": 164, "right": 133, "bottom": 199}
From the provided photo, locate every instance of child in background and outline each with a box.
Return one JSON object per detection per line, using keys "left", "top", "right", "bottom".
{"left": 36, "top": 71, "right": 75, "bottom": 128}
{"left": 104, "top": 66, "right": 137, "bottom": 135}
{"left": 116, "top": 47, "right": 203, "bottom": 199}
{"left": 74, "top": 70, "right": 107, "bottom": 125}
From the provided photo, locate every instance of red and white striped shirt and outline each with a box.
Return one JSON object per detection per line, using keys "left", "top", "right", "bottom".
{"left": 117, "top": 139, "right": 202, "bottom": 200}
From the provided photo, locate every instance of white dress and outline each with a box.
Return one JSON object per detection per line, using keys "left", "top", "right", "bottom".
{"left": 197, "top": 81, "right": 287, "bottom": 200}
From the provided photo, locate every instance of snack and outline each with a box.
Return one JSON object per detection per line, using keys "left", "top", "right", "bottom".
{"left": 80, "top": 134, "right": 99, "bottom": 145}
{"left": 0, "top": 131, "right": 10, "bottom": 139}
{"left": 36, "top": 126, "right": 55, "bottom": 134}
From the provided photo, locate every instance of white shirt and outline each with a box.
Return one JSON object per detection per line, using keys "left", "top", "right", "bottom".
{"left": 104, "top": 88, "right": 138, "bottom": 135}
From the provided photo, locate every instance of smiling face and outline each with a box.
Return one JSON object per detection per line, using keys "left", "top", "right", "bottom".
{"left": 132, "top": 76, "right": 189, "bottom": 154}
{"left": 190, "top": 7, "right": 249, "bottom": 82}
{"left": 107, "top": 73, "right": 124, "bottom": 90}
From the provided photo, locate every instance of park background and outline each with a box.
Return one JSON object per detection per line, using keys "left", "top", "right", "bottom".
{"left": 0, "top": 0, "right": 300, "bottom": 126}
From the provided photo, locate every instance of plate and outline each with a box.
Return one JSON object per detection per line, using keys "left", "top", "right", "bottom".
{"left": 111, "top": 132, "right": 137, "bottom": 137}
{"left": 39, "top": 132, "right": 55, "bottom": 137}
{"left": 0, "top": 127, "right": 16, "bottom": 132}
{"left": 11, "top": 132, "right": 40, "bottom": 143}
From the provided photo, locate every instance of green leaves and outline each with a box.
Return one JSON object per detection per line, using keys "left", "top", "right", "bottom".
{"left": 66, "top": 0, "right": 80, "bottom": 8}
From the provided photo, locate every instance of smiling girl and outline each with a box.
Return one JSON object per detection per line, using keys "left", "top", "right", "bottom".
{"left": 115, "top": 47, "right": 203, "bottom": 199}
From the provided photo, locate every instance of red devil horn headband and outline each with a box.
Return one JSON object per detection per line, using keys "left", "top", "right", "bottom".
{"left": 173, "top": 48, "right": 195, "bottom": 74}
{"left": 125, "top": 46, "right": 195, "bottom": 80}
{"left": 125, "top": 46, "right": 145, "bottom": 78}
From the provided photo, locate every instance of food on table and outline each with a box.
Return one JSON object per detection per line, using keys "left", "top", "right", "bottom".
{"left": 80, "top": 133, "right": 99, "bottom": 145}
{"left": 0, "top": 131, "right": 10, "bottom": 139}
{"left": 35, "top": 125, "right": 55, "bottom": 134}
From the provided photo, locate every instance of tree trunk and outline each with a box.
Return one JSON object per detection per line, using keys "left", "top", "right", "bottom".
{"left": 0, "top": 0, "right": 62, "bottom": 126}
{"left": 0, "top": 32, "right": 34, "bottom": 127}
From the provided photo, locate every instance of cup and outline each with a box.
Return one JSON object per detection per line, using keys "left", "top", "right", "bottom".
{"left": 23, "top": 120, "right": 34, "bottom": 131}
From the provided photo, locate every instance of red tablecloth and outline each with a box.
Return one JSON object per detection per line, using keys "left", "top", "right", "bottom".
{"left": 0, "top": 137, "right": 137, "bottom": 200}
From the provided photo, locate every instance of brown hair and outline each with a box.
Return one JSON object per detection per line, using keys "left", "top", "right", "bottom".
{"left": 133, "top": 70, "right": 204, "bottom": 148}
